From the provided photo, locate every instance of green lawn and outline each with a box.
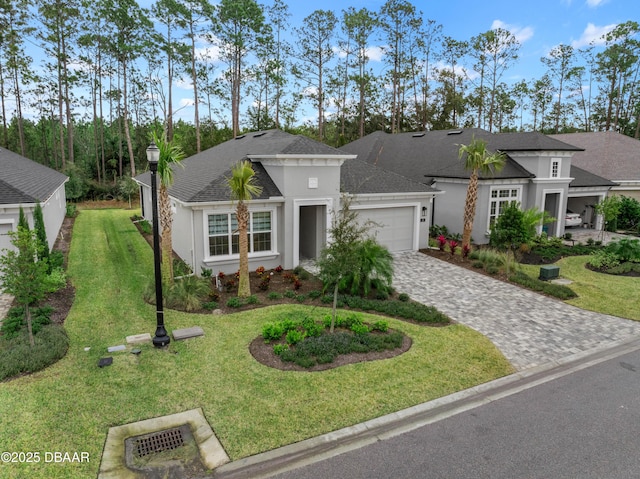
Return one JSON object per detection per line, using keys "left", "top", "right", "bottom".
{"left": 0, "top": 209, "right": 513, "bottom": 478}
{"left": 519, "top": 256, "right": 640, "bottom": 320}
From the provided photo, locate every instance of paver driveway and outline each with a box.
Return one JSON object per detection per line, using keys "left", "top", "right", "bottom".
{"left": 393, "top": 251, "right": 640, "bottom": 371}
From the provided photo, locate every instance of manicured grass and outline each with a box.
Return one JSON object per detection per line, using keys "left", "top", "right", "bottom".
{"left": 518, "top": 256, "right": 640, "bottom": 320}
{"left": 0, "top": 209, "right": 513, "bottom": 478}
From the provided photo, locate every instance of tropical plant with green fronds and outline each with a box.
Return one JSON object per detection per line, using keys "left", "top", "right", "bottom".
{"left": 340, "top": 238, "right": 394, "bottom": 297}
{"left": 458, "top": 137, "right": 506, "bottom": 249}
{"left": 153, "top": 131, "right": 186, "bottom": 284}
{"left": 166, "top": 276, "right": 211, "bottom": 312}
{"left": 228, "top": 160, "right": 263, "bottom": 298}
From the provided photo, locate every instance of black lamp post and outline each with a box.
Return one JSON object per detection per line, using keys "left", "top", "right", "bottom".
{"left": 147, "top": 141, "right": 170, "bottom": 348}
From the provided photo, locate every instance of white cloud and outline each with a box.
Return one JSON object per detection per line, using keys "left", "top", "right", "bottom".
{"left": 491, "top": 20, "right": 534, "bottom": 44}
{"left": 366, "top": 46, "right": 384, "bottom": 62}
{"left": 586, "top": 0, "right": 608, "bottom": 7}
{"left": 571, "top": 22, "right": 617, "bottom": 47}
{"left": 433, "top": 61, "right": 478, "bottom": 81}
{"left": 334, "top": 45, "right": 384, "bottom": 62}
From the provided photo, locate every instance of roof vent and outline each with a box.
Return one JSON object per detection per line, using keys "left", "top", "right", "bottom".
{"left": 412, "top": 133, "right": 425, "bottom": 138}
{"left": 253, "top": 132, "right": 267, "bottom": 138}
{"left": 447, "top": 130, "right": 463, "bottom": 135}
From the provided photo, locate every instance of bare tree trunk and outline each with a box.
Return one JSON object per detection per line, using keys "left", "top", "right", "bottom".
{"left": 122, "top": 61, "right": 136, "bottom": 177}
{"left": 0, "top": 63, "right": 8, "bottom": 148}
{"left": 159, "top": 184, "right": 174, "bottom": 284}
{"left": 190, "top": 33, "right": 201, "bottom": 152}
{"left": 462, "top": 169, "right": 479, "bottom": 249}
{"left": 62, "top": 34, "right": 74, "bottom": 164}
{"left": 13, "top": 65, "right": 25, "bottom": 157}
{"left": 237, "top": 201, "right": 250, "bottom": 297}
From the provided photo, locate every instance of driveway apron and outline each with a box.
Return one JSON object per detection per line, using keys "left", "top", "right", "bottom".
{"left": 393, "top": 251, "right": 640, "bottom": 371}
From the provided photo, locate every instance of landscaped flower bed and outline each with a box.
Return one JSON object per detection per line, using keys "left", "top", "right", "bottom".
{"left": 251, "top": 312, "right": 412, "bottom": 371}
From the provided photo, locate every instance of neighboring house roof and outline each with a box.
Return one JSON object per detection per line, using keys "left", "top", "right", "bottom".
{"left": 0, "top": 147, "right": 68, "bottom": 205}
{"left": 550, "top": 132, "right": 640, "bottom": 182}
{"left": 340, "top": 128, "right": 581, "bottom": 181}
{"left": 569, "top": 165, "right": 618, "bottom": 188}
{"left": 136, "top": 129, "right": 339, "bottom": 202}
{"left": 340, "top": 157, "right": 438, "bottom": 195}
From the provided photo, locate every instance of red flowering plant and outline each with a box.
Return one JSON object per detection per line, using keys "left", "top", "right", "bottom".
{"left": 462, "top": 244, "right": 471, "bottom": 258}
{"left": 437, "top": 234, "right": 447, "bottom": 251}
{"left": 448, "top": 239, "right": 459, "bottom": 256}
{"left": 255, "top": 266, "right": 265, "bottom": 275}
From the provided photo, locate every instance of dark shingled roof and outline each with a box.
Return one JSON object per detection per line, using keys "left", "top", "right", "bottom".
{"left": 340, "top": 158, "right": 438, "bottom": 195}
{"left": 340, "top": 128, "right": 581, "bottom": 181}
{"left": 550, "top": 132, "right": 640, "bottom": 181}
{"left": 569, "top": 165, "right": 618, "bottom": 188}
{"left": 0, "top": 147, "right": 68, "bottom": 205}
{"left": 136, "top": 130, "right": 349, "bottom": 202}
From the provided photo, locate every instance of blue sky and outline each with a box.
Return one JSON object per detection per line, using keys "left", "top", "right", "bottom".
{"left": 130, "top": 0, "right": 637, "bottom": 125}
{"left": 282, "top": 0, "right": 633, "bottom": 81}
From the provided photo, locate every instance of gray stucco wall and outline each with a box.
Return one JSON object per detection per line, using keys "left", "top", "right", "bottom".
{"left": 0, "top": 183, "right": 67, "bottom": 254}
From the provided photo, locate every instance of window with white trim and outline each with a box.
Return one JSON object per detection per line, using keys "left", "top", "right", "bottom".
{"left": 207, "top": 211, "right": 272, "bottom": 257}
{"left": 550, "top": 159, "right": 560, "bottom": 178}
{"left": 489, "top": 188, "right": 520, "bottom": 228}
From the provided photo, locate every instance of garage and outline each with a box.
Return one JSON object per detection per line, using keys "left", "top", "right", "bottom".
{"left": 355, "top": 205, "right": 417, "bottom": 252}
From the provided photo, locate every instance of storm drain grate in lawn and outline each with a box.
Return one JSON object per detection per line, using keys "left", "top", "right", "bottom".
{"left": 131, "top": 426, "right": 186, "bottom": 458}
{"left": 99, "top": 408, "right": 231, "bottom": 478}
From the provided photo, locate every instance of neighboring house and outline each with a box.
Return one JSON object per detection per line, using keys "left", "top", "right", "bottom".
{"left": 0, "top": 147, "right": 68, "bottom": 254}
{"left": 550, "top": 132, "right": 640, "bottom": 201}
{"left": 340, "top": 128, "right": 615, "bottom": 243}
{"left": 135, "top": 130, "right": 439, "bottom": 275}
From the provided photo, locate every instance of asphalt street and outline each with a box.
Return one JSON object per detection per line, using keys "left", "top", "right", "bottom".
{"left": 263, "top": 346, "right": 640, "bottom": 479}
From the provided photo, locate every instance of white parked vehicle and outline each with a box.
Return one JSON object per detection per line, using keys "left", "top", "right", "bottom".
{"left": 565, "top": 210, "right": 582, "bottom": 227}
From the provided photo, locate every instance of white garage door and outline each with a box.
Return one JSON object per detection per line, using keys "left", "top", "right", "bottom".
{"left": 357, "top": 206, "right": 416, "bottom": 252}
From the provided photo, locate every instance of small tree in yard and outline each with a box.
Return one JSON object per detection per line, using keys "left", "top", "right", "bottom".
{"left": 228, "top": 160, "right": 263, "bottom": 298}
{"left": 317, "top": 196, "right": 369, "bottom": 332}
{"left": 33, "top": 203, "right": 49, "bottom": 269}
{"left": 459, "top": 137, "right": 506, "bottom": 250}
{"left": 595, "top": 195, "right": 621, "bottom": 241}
{"left": 0, "top": 225, "right": 49, "bottom": 347}
{"left": 489, "top": 201, "right": 528, "bottom": 275}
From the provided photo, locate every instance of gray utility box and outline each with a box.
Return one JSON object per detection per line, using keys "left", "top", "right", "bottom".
{"left": 539, "top": 265, "right": 560, "bottom": 280}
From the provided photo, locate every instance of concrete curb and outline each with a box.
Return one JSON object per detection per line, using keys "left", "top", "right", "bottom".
{"left": 212, "top": 336, "right": 640, "bottom": 479}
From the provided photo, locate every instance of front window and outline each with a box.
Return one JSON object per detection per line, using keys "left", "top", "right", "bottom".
{"left": 551, "top": 159, "right": 560, "bottom": 178}
{"left": 207, "top": 211, "right": 272, "bottom": 257}
{"left": 489, "top": 188, "right": 520, "bottom": 229}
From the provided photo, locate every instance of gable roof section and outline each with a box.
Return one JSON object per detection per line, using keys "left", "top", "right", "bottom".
{"left": 340, "top": 157, "right": 438, "bottom": 195}
{"left": 569, "top": 165, "right": 618, "bottom": 188}
{"left": 340, "top": 128, "right": 581, "bottom": 181}
{"left": 0, "top": 147, "right": 68, "bottom": 205}
{"left": 136, "top": 130, "right": 358, "bottom": 203}
{"left": 550, "top": 132, "right": 640, "bottom": 182}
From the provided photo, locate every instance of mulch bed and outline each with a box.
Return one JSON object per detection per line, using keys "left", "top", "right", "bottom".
{"left": 43, "top": 216, "right": 76, "bottom": 326}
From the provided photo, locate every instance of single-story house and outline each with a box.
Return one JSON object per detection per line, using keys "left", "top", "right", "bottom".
{"left": 135, "top": 130, "right": 439, "bottom": 275}
{"left": 340, "top": 128, "right": 616, "bottom": 243}
{"left": 550, "top": 132, "right": 640, "bottom": 201}
{"left": 0, "top": 147, "right": 68, "bottom": 253}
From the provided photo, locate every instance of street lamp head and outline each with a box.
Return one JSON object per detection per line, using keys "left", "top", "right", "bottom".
{"left": 146, "top": 141, "right": 160, "bottom": 165}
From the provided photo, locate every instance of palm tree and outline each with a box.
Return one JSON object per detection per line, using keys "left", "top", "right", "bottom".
{"left": 228, "top": 160, "right": 263, "bottom": 298}
{"left": 459, "top": 137, "right": 506, "bottom": 249}
{"left": 154, "top": 132, "right": 185, "bottom": 285}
